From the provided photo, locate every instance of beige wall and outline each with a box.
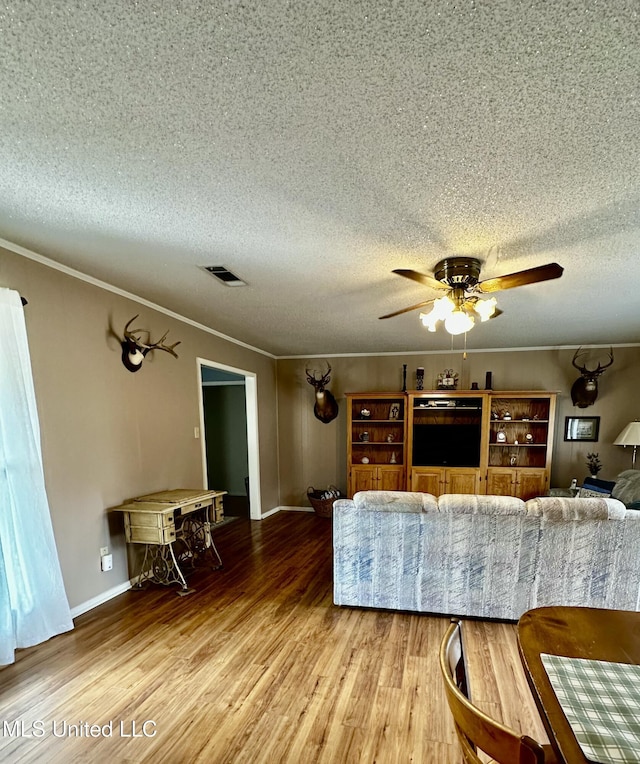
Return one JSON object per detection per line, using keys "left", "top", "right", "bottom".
{"left": 277, "top": 347, "right": 640, "bottom": 505}
{"left": 1, "top": 246, "right": 279, "bottom": 609}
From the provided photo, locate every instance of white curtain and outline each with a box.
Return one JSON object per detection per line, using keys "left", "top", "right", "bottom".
{"left": 0, "top": 288, "right": 73, "bottom": 665}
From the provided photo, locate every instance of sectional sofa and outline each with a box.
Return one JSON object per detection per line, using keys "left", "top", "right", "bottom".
{"left": 333, "top": 490, "right": 640, "bottom": 621}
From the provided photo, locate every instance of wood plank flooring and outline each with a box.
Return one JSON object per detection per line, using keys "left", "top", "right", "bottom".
{"left": 0, "top": 511, "right": 549, "bottom": 763}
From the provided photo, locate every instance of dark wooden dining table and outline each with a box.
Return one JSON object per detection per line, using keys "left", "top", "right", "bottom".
{"left": 517, "top": 606, "right": 640, "bottom": 764}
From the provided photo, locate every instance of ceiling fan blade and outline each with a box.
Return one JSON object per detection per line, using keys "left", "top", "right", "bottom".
{"left": 392, "top": 269, "right": 445, "bottom": 291}
{"left": 477, "top": 263, "right": 564, "bottom": 293}
{"left": 379, "top": 298, "right": 435, "bottom": 320}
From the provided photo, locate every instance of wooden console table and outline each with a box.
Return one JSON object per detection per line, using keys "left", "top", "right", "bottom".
{"left": 111, "top": 489, "right": 226, "bottom": 595}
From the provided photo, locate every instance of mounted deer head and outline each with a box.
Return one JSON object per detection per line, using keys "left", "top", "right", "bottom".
{"left": 570, "top": 347, "right": 614, "bottom": 408}
{"left": 120, "top": 315, "right": 181, "bottom": 373}
{"left": 306, "top": 362, "right": 339, "bottom": 423}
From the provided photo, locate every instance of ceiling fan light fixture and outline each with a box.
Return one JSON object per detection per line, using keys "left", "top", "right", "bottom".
{"left": 444, "top": 309, "right": 475, "bottom": 335}
{"left": 418, "top": 290, "right": 498, "bottom": 335}
{"left": 420, "top": 294, "right": 455, "bottom": 332}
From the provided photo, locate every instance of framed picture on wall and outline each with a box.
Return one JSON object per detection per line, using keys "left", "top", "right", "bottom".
{"left": 564, "top": 416, "right": 600, "bottom": 442}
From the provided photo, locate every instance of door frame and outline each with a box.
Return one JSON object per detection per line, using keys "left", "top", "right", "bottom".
{"left": 196, "top": 357, "right": 262, "bottom": 520}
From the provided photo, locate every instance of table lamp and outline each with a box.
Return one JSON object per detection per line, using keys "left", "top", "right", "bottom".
{"left": 614, "top": 421, "right": 640, "bottom": 469}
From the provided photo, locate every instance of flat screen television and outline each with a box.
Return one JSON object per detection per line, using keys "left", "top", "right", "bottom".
{"left": 412, "top": 423, "right": 481, "bottom": 467}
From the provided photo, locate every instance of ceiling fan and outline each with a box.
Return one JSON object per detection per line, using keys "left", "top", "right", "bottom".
{"left": 379, "top": 257, "right": 563, "bottom": 335}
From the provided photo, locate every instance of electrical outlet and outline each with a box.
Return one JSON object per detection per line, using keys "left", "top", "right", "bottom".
{"left": 194, "top": 426, "right": 200, "bottom": 439}
{"left": 101, "top": 554, "right": 113, "bottom": 572}
{"left": 100, "top": 546, "right": 109, "bottom": 557}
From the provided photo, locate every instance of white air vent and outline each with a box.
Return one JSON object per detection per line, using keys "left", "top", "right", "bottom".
{"left": 201, "top": 265, "right": 247, "bottom": 287}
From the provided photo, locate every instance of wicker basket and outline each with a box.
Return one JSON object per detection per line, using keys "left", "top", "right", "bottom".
{"left": 307, "top": 485, "right": 342, "bottom": 518}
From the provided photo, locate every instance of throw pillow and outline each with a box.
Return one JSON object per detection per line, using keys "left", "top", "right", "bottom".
{"left": 582, "top": 477, "right": 616, "bottom": 493}
{"left": 578, "top": 486, "right": 611, "bottom": 498}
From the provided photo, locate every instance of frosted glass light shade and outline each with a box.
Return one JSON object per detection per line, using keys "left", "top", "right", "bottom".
{"left": 420, "top": 295, "right": 455, "bottom": 332}
{"left": 475, "top": 296, "right": 497, "bottom": 321}
{"left": 444, "top": 310, "right": 475, "bottom": 335}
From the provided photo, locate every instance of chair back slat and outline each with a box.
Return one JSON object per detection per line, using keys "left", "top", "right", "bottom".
{"left": 439, "top": 620, "right": 547, "bottom": 764}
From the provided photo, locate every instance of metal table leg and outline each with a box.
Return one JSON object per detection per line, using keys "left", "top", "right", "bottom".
{"left": 133, "top": 542, "right": 194, "bottom": 594}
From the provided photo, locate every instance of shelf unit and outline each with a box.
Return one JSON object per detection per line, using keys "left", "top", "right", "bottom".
{"left": 345, "top": 390, "right": 557, "bottom": 499}
{"left": 346, "top": 393, "right": 406, "bottom": 497}
{"left": 486, "top": 393, "right": 557, "bottom": 499}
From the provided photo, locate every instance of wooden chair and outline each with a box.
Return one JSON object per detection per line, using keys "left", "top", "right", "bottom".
{"left": 439, "top": 619, "right": 558, "bottom": 764}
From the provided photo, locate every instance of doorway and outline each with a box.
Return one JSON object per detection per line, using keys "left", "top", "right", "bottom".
{"left": 197, "top": 358, "right": 262, "bottom": 520}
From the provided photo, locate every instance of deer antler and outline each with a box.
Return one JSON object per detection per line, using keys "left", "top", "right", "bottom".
{"left": 122, "top": 316, "right": 181, "bottom": 357}
{"left": 595, "top": 347, "right": 614, "bottom": 372}
{"left": 123, "top": 315, "right": 149, "bottom": 344}
{"left": 306, "top": 363, "right": 331, "bottom": 388}
{"left": 572, "top": 347, "right": 614, "bottom": 375}
{"left": 144, "top": 330, "right": 181, "bottom": 358}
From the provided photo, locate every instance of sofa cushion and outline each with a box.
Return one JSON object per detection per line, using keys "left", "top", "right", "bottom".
{"left": 525, "top": 496, "right": 627, "bottom": 520}
{"left": 352, "top": 490, "right": 437, "bottom": 513}
{"left": 612, "top": 470, "right": 640, "bottom": 506}
{"left": 438, "top": 493, "right": 527, "bottom": 516}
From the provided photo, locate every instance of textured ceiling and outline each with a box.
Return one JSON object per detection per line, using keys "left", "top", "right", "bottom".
{"left": 1, "top": 1, "right": 638, "bottom": 357}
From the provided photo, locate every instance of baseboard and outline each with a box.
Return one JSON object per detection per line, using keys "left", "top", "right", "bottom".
{"left": 70, "top": 580, "right": 133, "bottom": 619}
{"left": 261, "top": 505, "right": 313, "bottom": 518}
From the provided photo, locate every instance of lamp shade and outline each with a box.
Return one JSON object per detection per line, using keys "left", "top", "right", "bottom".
{"left": 614, "top": 421, "right": 640, "bottom": 446}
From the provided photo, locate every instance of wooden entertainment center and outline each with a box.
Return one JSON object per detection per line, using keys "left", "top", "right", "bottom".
{"left": 346, "top": 391, "right": 557, "bottom": 500}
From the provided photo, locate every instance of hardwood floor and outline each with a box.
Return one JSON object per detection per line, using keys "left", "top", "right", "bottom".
{"left": 0, "top": 511, "right": 549, "bottom": 763}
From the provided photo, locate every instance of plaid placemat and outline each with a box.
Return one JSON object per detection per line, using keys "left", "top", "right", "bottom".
{"left": 541, "top": 654, "right": 640, "bottom": 763}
